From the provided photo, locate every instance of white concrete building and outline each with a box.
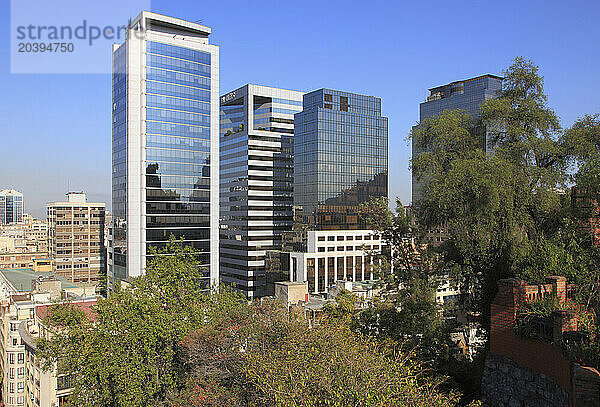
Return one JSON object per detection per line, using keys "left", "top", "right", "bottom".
{"left": 288, "top": 230, "right": 383, "bottom": 294}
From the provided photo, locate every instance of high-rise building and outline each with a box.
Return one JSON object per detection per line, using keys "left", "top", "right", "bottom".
{"left": 412, "top": 74, "right": 503, "bottom": 204}
{"left": 0, "top": 191, "right": 23, "bottom": 225}
{"left": 220, "top": 85, "right": 303, "bottom": 298}
{"left": 282, "top": 89, "right": 389, "bottom": 294}
{"left": 109, "top": 12, "right": 220, "bottom": 288}
{"left": 47, "top": 192, "right": 105, "bottom": 284}
{"left": 294, "top": 89, "right": 388, "bottom": 230}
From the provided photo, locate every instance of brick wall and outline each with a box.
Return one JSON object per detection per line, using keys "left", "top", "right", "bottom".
{"left": 485, "top": 275, "right": 600, "bottom": 406}
{"left": 489, "top": 276, "right": 572, "bottom": 392}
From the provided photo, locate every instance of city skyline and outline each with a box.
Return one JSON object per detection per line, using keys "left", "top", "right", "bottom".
{"left": 2, "top": 0, "right": 600, "bottom": 217}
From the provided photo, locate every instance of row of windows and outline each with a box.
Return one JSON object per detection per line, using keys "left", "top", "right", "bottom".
{"left": 147, "top": 67, "right": 210, "bottom": 90}
{"left": 147, "top": 134, "right": 210, "bottom": 151}
{"left": 147, "top": 202, "right": 210, "bottom": 215}
{"left": 146, "top": 147, "right": 210, "bottom": 163}
{"left": 146, "top": 80, "right": 210, "bottom": 102}
{"left": 147, "top": 53, "right": 211, "bottom": 77}
{"left": 147, "top": 41, "right": 211, "bottom": 65}
{"left": 272, "top": 97, "right": 302, "bottom": 106}
{"left": 146, "top": 188, "right": 210, "bottom": 202}
{"left": 145, "top": 161, "right": 210, "bottom": 176}
{"left": 147, "top": 108, "right": 210, "bottom": 127}
{"left": 147, "top": 121, "right": 210, "bottom": 139}
{"left": 317, "top": 245, "right": 380, "bottom": 252}
{"left": 147, "top": 94, "right": 210, "bottom": 115}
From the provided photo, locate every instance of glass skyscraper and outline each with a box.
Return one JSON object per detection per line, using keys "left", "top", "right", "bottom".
{"left": 294, "top": 89, "right": 388, "bottom": 230}
{"left": 283, "top": 89, "right": 388, "bottom": 295}
{"left": 412, "top": 74, "right": 503, "bottom": 203}
{"left": 0, "top": 190, "right": 24, "bottom": 225}
{"left": 109, "top": 12, "right": 220, "bottom": 287}
{"left": 220, "top": 85, "right": 303, "bottom": 298}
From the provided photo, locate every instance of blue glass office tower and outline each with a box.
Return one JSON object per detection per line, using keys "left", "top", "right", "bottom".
{"left": 294, "top": 89, "right": 388, "bottom": 229}
{"left": 220, "top": 85, "right": 303, "bottom": 298}
{"left": 412, "top": 74, "right": 502, "bottom": 203}
{"left": 0, "top": 190, "right": 24, "bottom": 225}
{"left": 109, "top": 12, "right": 219, "bottom": 287}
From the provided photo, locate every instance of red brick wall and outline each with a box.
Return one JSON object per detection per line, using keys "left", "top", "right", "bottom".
{"left": 490, "top": 276, "right": 572, "bottom": 393}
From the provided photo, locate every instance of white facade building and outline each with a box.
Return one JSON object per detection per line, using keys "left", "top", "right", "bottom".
{"left": 289, "top": 230, "right": 383, "bottom": 294}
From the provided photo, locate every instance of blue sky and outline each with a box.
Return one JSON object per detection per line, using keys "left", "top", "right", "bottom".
{"left": 1, "top": 0, "right": 599, "bottom": 218}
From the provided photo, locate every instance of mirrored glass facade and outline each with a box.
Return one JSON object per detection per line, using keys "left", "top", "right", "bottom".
{"left": 109, "top": 12, "right": 219, "bottom": 287}
{"left": 412, "top": 74, "right": 503, "bottom": 203}
{"left": 111, "top": 41, "right": 127, "bottom": 280}
{"left": 294, "top": 89, "right": 388, "bottom": 230}
{"left": 0, "top": 190, "right": 24, "bottom": 225}
{"left": 220, "top": 85, "right": 303, "bottom": 298}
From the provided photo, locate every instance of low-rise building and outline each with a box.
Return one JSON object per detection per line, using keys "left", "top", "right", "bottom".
{"left": 287, "top": 230, "right": 384, "bottom": 294}
{"left": 20, "top": 299, "right": 96, "bottom": 407}
{"left": 0, "top": 267, "right": 95, "bottom": 407}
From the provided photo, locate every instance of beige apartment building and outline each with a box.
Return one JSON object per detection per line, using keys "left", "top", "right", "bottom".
{"left": 0, "top": 227, "right": 48, "bottom": 272}
{"left": 47, "top": 193, "right": 105, "bottom": 284}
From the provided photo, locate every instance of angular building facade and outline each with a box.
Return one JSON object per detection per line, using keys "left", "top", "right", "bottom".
{"left": 220, "top": 85, "right": 303, "bottom": 298}
{"left": 109, "top": 12, "right": 219, "bottom": 288}
{"left": 286, "top": 89, "right": 389, "bottom": 294}
{"left": 294, "top": 89, "right": 388, "bottom": 230}
{"left": 412, "top": 74, "right": 503, "bottom": 204}
{"left": 0, "top": 191, "right": 23, "bottom": 226}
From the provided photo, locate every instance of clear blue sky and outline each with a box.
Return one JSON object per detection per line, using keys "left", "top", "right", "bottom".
{"left": 1, "top": 0, "right": 599, "bottom": 218}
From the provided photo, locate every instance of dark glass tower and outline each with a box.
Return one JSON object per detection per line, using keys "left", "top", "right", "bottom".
{"left": 294, "top": 89, "right": 388, "bottom": 230}
{"left": 412, "top": 74, "right": 503, "bottom": 204}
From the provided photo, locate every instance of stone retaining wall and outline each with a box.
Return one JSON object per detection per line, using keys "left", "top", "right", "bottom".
{"left": 481, "top": 352, "right": 569, "bottom": 407}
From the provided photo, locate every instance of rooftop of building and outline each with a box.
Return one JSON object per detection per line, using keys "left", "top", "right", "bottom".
{"left": 0, "top": 268, "right": 79, "bottom": 292}
{"left": 35, "top": 299, "right": 98, "bottom": 323}
{"left": 131, "top": 11, "right": 212, "bottom": 37}
{"left": 428, "top": 74, "right": 503, "bottom": 92}
{"left": 0, "top": 189, "right": 23, "bottom": 196}
{"left": 220, "top": 84, "right": 304, "bottom": 104}
{"left": 306, "top": 88, "right": 380, "bottom": 100}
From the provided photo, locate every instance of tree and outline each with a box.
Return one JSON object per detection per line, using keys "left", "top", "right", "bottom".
{"left": 172, "top": 299, "right": 457, "bottom": 407}
{"left": 356, "top": 198, "right": 450, "bottom": 364}
{"left": 39, "top": 238, "right": 456, "bottom": 407}
{"left": 410, "top": 57, "right": 573, "bottom": 325}
{"left": 38, "top": 239, "right": 248, "bottom": 407}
